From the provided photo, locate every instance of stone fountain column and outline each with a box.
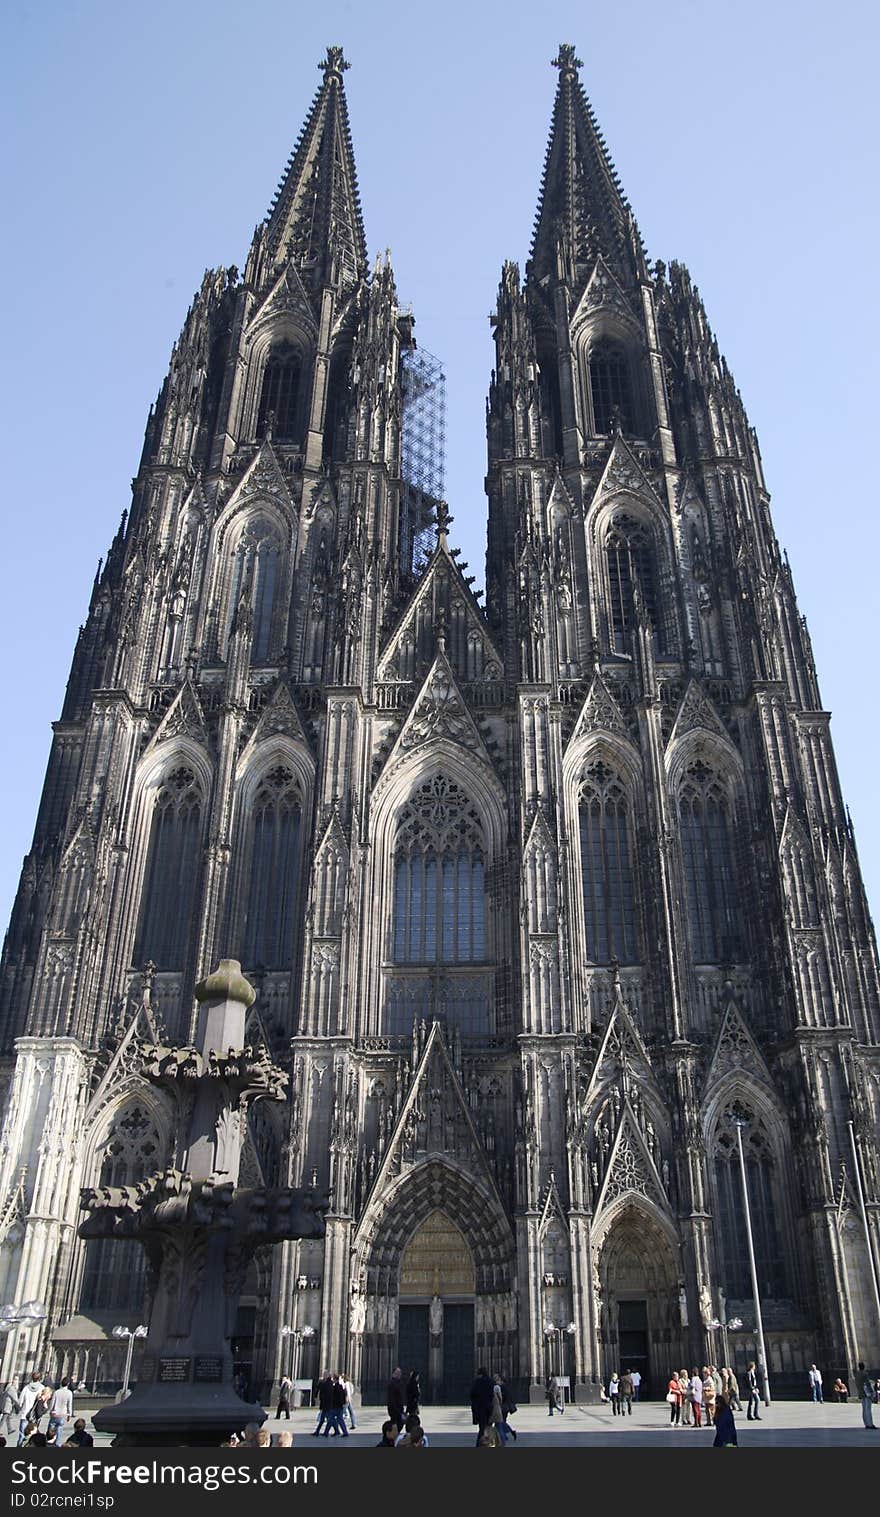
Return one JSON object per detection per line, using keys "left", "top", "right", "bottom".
{"left": 79, "top": 960, "right": 329, "bottom": 1445}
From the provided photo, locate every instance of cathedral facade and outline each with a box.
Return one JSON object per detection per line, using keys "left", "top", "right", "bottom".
{"left": 1, "top": 45, "right": 878, "bottom": 1403}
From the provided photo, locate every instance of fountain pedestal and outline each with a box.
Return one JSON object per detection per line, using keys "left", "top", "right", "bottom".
{"left": 80, "top": 960, "right": 329, "bottom": 1445}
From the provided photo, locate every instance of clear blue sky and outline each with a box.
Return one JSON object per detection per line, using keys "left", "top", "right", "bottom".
{"left": 2, "top": 0, "right": 879, "bottom": 938}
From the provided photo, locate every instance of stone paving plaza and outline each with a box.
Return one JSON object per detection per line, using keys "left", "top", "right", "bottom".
{"left": 75, "top": 1399, "right": 879, "bottom": 1448}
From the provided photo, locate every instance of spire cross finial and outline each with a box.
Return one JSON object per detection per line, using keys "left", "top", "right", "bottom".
{"left": 319, "top": 45, "right": 350, "bottom": 79}
{"left": 552, "top": 43, "right": 583, "bottom": 76}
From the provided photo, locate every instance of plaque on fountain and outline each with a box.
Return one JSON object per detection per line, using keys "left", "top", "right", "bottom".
{"left": 194, "top": 1356, "right": 223, "bottom": 1383}
{"left": 158, "top": 1357, "right": 192, "bottom": 1383}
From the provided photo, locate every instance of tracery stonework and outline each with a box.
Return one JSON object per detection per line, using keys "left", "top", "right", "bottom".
{"left": 0, "top": 44, "right": 878, "bottom": 1405}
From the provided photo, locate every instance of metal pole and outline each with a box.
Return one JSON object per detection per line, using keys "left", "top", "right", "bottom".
{"left": 847, "top": 1121, "right": 880, "bottom": 1340}
{"left": 734, "top": 1120, "right": 771, "bottom": 1406}
{"left": 121, "top": 1334, "right": 135, "bottom": 1398}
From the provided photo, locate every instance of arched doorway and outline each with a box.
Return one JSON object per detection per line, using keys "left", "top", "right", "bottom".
{"left": 355, "top": 1158, "right": 514, "bottom": 1404}
{"left": 398, "top": 1209, "right": 476, "bottom": 1403}
{"left": 595, "top": 1203, "right": 683, "bottom": 1399}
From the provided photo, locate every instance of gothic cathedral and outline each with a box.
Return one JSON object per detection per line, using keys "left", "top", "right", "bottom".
{"left": 1, "top": 46, "right": 878, "bottom": 1404}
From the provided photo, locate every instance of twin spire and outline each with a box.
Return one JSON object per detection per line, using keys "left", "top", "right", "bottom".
{"left": 265, "top": 45, "right": 368, "bottom": 289}
{"left": 265, "top": 44, "right": 634, "bottom": 293}
{"left": 530, "top": 44, "right": 636, "bottom": 284}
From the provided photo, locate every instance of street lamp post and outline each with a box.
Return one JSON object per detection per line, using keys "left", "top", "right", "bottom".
{"left": 0, "top": 1300, "right": 47, "bottom": 1382}
{"left": 112, "top": 1325, "right": 148, "bottom": 1400}
{"left": 543, "top": 1321, "right": 558, "bottom": 1378}
{"left": 732, "top": 1114, "right": 771, "bottom": 1406}
{"left": 281, "top": 1324, "right": 315, "bottom": 1392}
{"left": 542, "top": 1322, "right": 576, "bottom": 1392}
{"left": 707, "top": 1315, "right": 743, "bottom": 1373}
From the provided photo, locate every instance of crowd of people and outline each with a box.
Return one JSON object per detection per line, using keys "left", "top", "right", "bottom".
{"left": 4, "top": 1356, "right": 878, "bottom": 1449}
{"left": 0, "top": 1372, "right": 93, "bottom": 1447}
{"left": 661, "top": 1365, "right": 746, "bottom": 1442}
{"left": 661, "top": 1363, "right": 753, "bottom": 1428}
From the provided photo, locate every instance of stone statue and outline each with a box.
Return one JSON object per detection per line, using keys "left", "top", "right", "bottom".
{"left": 429, "top": 1294, "right": 443, "bottom": 1335}
{"left": 349, "top": 1287, "right": 366, "bottom": 1336}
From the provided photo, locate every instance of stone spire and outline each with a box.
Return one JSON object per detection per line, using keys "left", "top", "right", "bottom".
{"left": 529, "top": 44, "right": 639, "bottom": 287}
{"left": 264, "top": 44, "right": 368, "bottom": 291}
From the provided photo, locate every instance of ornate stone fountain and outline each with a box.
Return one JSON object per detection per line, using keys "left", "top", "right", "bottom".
{"left": 79, "top": 959, "right": 329, "bottom": 1445}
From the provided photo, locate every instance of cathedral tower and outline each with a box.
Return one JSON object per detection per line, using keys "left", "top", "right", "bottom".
{"left": 0, "top": 46, "right": 877, "bottom": 1402}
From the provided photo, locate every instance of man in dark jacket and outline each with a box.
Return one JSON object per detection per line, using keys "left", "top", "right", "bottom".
{"left": 387, "top": 1366, "right": 405, "bottom": 1428}
{"left": 312, "top": 1372, "right": 334, "bottom": 1435}
{"left": 324, "top": 1373, "right": 349, "bottom": 1437}
{"left": 470, "top": 1367, "right": 495, "bottom": 1445}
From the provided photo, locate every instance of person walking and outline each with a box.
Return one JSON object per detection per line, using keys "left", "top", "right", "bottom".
{"left": 746, "top": 1361, "right": 761, "bottom": 1420}
{"left": 33, "top": 1383, "right": 53, "bottom": 1432}
{"left": 499, "top": 1376, "right": 518, "bottom": 1441}
{"left": 689, "top": 1368, "right": 703, "bottom": 1428}
{"left": 323, "top": 1373, "right": 349, "bottom": 1437}
{"left": 405, "top": 1369, "right": 420, "bottom": 1418}
{"left": 490, "top": 1373, "right": 512, "bottom": 1444}
{"left": 16, "top": 1375, "right": 44, "bottom": 1447}
{"left": 312, "top": 1372, "right": 334, "bottom": 1436}
{"left": 1, "top": 1383, "right": 21, "bottom": 1442}
{"left": 667, "top": 1371, "right": 683, "bottom": 1426}
{"left": 386, "top": 1366, "right": 405, "bottom": 1429}
{"left": 726, "top": 1366, "right": 742, "bottom": 1411}
{"left": 619, "top": 1369, "right": 634, "bottom": 1415}
{"left": 342, "top": 1373, "right": 356, "bottom": 1429}
{"left": 47, "top": 1380, "right": 73, "bottom": 1447}
{"left": 608, "top": 1371, "right": 621, "bottom": 1415}
{"left": 713, "top": 1391, "right": 738, "bottom": 1447}
{"left": 276, "top": 1375, "right": 292, "bottom": 1420}
{"left": 631, "top": 1368, "right": 641, "bottom": 1402}
{"left": 470, "top": 1366, "right": 495, "bottom": 1444}
{"left": 858, "top": 1362, "right": 877, "bottom": 1429}
{"left": 679, "top": 1370, "right": 693, "bottom": 1426}
{"left": 546, "top": 1372, "right": 564, "bottom": 1416}
{"left": 808, "top": 1364, "right": 823, "bottom": 1403}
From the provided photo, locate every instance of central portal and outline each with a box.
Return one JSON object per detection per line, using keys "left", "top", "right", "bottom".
{"left": 398, "top": 1209, "right": 475, "bottom": 1403}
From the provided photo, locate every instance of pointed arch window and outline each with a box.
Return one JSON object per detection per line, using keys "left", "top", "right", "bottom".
{"left": 225, "top": 519, "right": 283, "bottom": 664}
{"left": 241, "top": 766, "right": 302, "bottom": 970}
{"left": 679, "top": 760, "right": 740, "bottom": 962}
{"left": 134, "top": 767, "right": 203, "bottom": 971}
{"left": 589, "top": 338, "right": 634, "bottom": 434}
{"left": 392, "top": 775, "right": 486, "bottom": 964}
{"left": 257, "top": 342, "right": 302, "bottom": 440}
{"left": 605, "top": 514, "right": 661, "bottom": 654}
{"left": 578, "top": 759, "right": 638, "bottom": 964}
{"left": 712, "top": 1102, "right": 787, "bottom": 1298}
{"left": 81, "top": 1104, "right": 162, "bottom": 1313}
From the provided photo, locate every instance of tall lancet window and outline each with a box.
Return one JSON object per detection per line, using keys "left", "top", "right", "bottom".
{"left": 605, "top": 514, "right": 661, "bottom": 653}
{"left": 242, "top": 766, "right": 302, "bottom": 970}
{"left": 678, "top": 760, "right": 740, "bottom": 962}
{"left": 134, "top": 767, "right": 203, "bottom": 970}
{"left": 578, "top": 759, "right": 638, "bottom": 963}
{"left": 589, "top": 337, "right": 634, "bottom": 434}
{"left": 81, "top": 1104, "right": 161, "bottom": 1313}
{"left": 226, "top": 520, "right": 282, "bottom": 664}
{"left": 392, "top": 776, "right": 486, "bottom": 964}
{"left": 712, "top": 1103, "right": 787, "bottom": 1298}
{"left": 257, "top": 342, "right": 302, "bottom": 440}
